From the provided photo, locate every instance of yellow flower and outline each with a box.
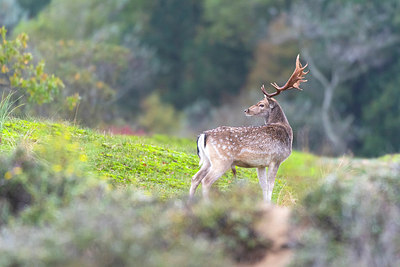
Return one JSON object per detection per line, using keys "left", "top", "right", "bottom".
{"left": 52, "top": 164, "right": 63, "bottom": 172}
{"left": 4, "top": 171, "right": 12, "bottom": 180}
{"left": 64, "top": 133, "right": 71, "bottom": 140}
{"left": 79, "top": 154, "right": 88, "bottom": 162}
{"left": 13, "top": 167, "right": 22, "bottom": 175}
{"left": 1, "top": 65, "right": 9, "bottom": 73}
{"left": 96, "top": 81, "right": 104, "bottom": 89}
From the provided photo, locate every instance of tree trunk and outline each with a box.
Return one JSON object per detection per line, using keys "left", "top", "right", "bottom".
{"left": 302, "top": 48, "right": 346, "bottom": 154}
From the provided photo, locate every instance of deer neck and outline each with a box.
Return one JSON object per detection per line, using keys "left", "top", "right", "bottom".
{"left": 264, "top": 102, "right": 293, "bottom": 145}
{"left": 264, "top": 102, "right": 288, "bottom": 125}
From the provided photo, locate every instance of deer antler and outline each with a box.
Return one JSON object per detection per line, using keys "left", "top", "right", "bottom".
{"left": 261, "top": 54, "right": 309, "bottom": 98}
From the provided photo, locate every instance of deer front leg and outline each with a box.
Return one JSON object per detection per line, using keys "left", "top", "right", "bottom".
{"left": 266, "top": 162, "right": 280, "bottom": 202}
{"left": 257, "top": 167, "right": 268, "bottom": 201}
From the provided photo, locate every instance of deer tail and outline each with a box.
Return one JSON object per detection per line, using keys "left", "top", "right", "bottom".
{"left": 197, "top": 133, "right": 208, "bottom": 166}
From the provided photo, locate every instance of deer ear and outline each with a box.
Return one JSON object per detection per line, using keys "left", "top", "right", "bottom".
{"left": 269, "top": 103, "right": 274, "bottom": 109}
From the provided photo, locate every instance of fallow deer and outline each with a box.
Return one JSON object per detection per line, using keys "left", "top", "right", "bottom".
{"left": 189, "top": 55, "right": 308, "bottom": 202}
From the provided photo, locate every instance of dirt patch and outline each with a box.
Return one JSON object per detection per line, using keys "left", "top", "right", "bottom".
{"left": 239, "top": 204, "right": 293, "bottom": 267}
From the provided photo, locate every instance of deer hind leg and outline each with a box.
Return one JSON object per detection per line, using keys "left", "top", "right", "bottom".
{"left": 231, "top": 165, "right": 237, "bottom": 180}
{"left": 201, "top": 164, "right": 230, "bottom": 200}
{"left": 189, "top": 159, "right": 210, "bottom": 200}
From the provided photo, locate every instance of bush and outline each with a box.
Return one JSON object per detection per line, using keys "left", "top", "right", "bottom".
{"left": 138, "top": 92, "right": 184, "bottom": 134}
{"left": 291, "top": 164, "right": 400, "bottom": 266}
{"left": 0, "top": 133, "right": 100, "bottom": 225}
{"left": 0, "top": 184, "right": 272, "bottom": 266}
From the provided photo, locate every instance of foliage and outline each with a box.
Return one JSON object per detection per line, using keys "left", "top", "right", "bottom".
{"left": 0, "top": 26, "right": 64, "bottom": 105}
{"left": 287, "top": 0, "right": 400, "bottom": 155}
{"left": 16, "top": 0, "right": 51, "bottom": 18}
{"left": 0, "top": 186, "right": 275, "bottom": 266}
{"left": 33, "top": 40, "right": 132, "bottom": 125}
{"left": 0, "top": 92, "right": 21, "bottom": 140}
{"left": 291, "top": 163, "right": 400, "bottom": 266}
{"left": 349, "top": 57, "right": 400, "bottom": 156}
{"left": 140, "top": 0, "right": 283, "bottom": 107}
{"left": 14, "top": 0, "right": 158, "bottom": 125}
{"left": 0, "top": 131, "right": 99, "bottom": 225}
{"left": 0, "top": 163, "right": 278, "bottom": 267}
{"left": 0, "top": 0, "right": 26, "bottom": 30}
{"left": 138, "top": 92, "right": 183, "bottom": 135}
{"left": 186, "top": 186, "right": 272, "bottom": 263}
{"left": 15, "top": 0, "right": 120, "bottom": 42}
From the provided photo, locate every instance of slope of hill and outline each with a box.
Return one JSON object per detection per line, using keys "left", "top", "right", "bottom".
{"left": 1, "top": 119, "right": 322, "bottom": 203}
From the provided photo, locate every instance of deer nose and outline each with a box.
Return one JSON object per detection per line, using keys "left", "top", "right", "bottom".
{"left": 244, "top": 109, "right": 249, "bottom": 113}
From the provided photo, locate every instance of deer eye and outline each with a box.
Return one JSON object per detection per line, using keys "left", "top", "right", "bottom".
{"left": 259, "top": 104, "right": 264, "bottom": 108}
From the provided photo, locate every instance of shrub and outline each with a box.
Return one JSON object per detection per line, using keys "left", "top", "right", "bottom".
{"left": 0, "top": 185, "right": 272, "bottom": 266}
{"left": 291, "top": 164, "right": 400, "bottom": 266}
{"left": 0, "top": 26, "right": 64, "bottom": 106}
{"left": 0, "top": 134, "right": 100, "bottom": 225}
{"left": 186, "top": 185, "right": 272, "bottom": 263}
{"left": 0, "top": 92, "right": 22, "bottom": 142}
{"left": 138, "top": 92, "right": 184, "bottom": 135}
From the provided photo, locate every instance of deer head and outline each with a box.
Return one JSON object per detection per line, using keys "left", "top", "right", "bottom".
{"left": 244, "top": 54, "right": 308, "bottom": 120}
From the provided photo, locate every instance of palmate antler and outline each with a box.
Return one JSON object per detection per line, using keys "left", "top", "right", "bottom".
{"left": 261, "top": 54, "right": 309, "bottom": 98}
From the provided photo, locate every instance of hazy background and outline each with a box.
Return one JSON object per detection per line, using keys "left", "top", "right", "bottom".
{"left": 1, "top": 0, "right": 399, "bottom": 157}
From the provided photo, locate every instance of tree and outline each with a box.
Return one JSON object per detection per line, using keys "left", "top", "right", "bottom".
{"left": 0, "top": 27, "right": 64, "bottom": 106}
{"left": 139, "top": 0, "right": 203, "bottom": 107}
{"left": 35, "top": 40, "right": 132, "bottom": 125}
{"left": 286, "top": 0, "right": 400, "bottom": 154}
{"left": 0, "top": 0, "right": 26, "bottom": 31}
{"left": 13, "top": 0, "right": 158, "bottom": 125}
{"left": 17, "top": 0, "right": 51, "bottom": 18}
{"left": 350, "top": 56, "right": 400, "bottom": 156}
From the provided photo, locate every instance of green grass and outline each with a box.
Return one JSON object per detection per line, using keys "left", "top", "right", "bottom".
{"left": 1, "top": 118, "right": 325, "bottom": 204}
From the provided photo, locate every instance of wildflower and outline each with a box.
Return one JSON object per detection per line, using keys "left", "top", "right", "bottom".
{"left": 52, "top": 164, "right": 62, "bottom": 172}
{"left": 13, "top": 166, "right": 22, "bottom": 175}
{"left": 64, "top": 133, "right": 71, "bottom": 140}
{"left": 79, "top": 154, "right": 88, "bottom": 162}
{"left": 4, "top": 171, "right": 12, "bottom": 180}
{"left": 96, "top": 81, "right": 104, "bottom": 89}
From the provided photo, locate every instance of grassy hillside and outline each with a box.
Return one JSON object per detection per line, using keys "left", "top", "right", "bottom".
{"left": 1, "top": 119, "right": 322, "bottom": 203}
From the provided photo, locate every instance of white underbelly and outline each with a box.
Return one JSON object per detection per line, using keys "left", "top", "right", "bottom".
{"left": 234, "top": 147, "right": 290, "bottom": 168}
